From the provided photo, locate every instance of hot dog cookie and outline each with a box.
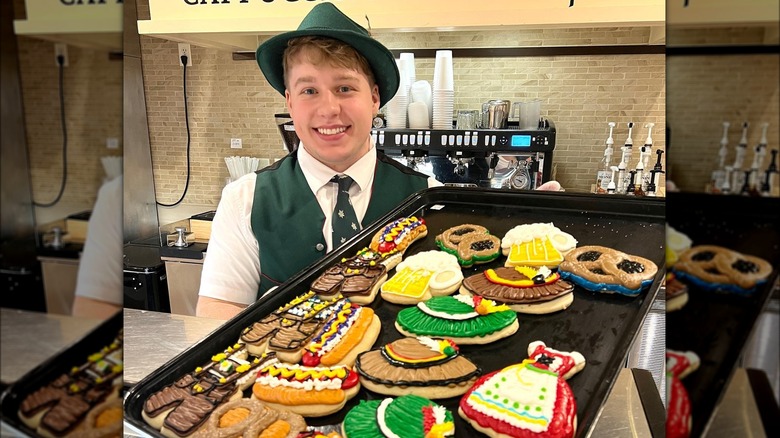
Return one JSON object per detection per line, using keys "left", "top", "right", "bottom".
{"left": 301, "top": 303, "right": 381, "bottom": 368}
{"left": 436, "top": 224, "right": 502, "bottom": 267}
{"left": 355, "top": 336, "right": 481, "bottom": 399}
{"left": 310, "top": 249, "right": 388, "bottom": 305}
{"left": 369, "top": 216, "right": 428, "bottom": 270}
{"left": 342, "top": 395, "right": 455, "bottom": 438}
{"left": 558, "top": 246, "right": 658, "bottom": 296}
{"left": 501, "top": 223, "right": 578, "bottom": 269}
{"left": 460, "top": 265, "right": 575, "bottom": 314}
{"left": 142, "top": 346, "right": 277, "bottom": 438}
{"left": 380, "top": 250, "right": 464, "bottom": 305}
{"left": 239, "top": 292, "right": 350, "bottom": 362}
{"left": 252, "top": 363, "right": 360, "bottom": 417}
{"left": 395, "top": 294, "right": 519, "bottom": 345}
{"left": 19, "top": 330, "right": 123, "bottom": 438}
{"left": 672, "top": 245, "right": 773, "bottom": 295}
{"left": 459, "top": 341, "right": 585, "bottom": 438}
{"left": 192, "top": 398, "right": 306, "bottom": 438}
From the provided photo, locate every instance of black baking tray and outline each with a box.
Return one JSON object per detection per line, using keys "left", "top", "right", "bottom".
{"left": 0, "top": 311, "right": 122, "bottom": 437}
{"left": 124, "top": 187, "right": 665, "bottom": 437}
{"left": 666, "top": 192, "right": 779, "bottom": 437}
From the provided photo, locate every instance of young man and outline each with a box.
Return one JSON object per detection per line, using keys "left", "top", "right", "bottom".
{"left": 196, "top": 3, "right": 437, "bottom": 319}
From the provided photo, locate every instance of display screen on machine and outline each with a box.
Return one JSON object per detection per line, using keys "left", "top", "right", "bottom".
{"left": 511, "top": 135, "right": 531, "bottom": 147}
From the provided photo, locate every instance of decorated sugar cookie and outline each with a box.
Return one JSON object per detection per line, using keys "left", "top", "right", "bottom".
{"left": 369, "top": 216, "right": 428, "bottom": 270}
{"left": 459, "top": 341, "right": 586, "bottom": 438}
{"left": 310, "top": 249, "right": 388, "bottom": 305}
{"left": 558, "top": 246, "right": 658, "bottom": 296}
{"left": 192, "top": 398, "right": 306, "bottom": 438}
{"left": 342, "top": 395, "right": 455, "bottom": 438}
{"left": 395, "top": 294, "right": 519, "bottom": 345}
{"left": 666, "top": 350, "right": 699, "bottom": 438}
{"left": 665, "top": 272, "right": 688, "bottom": 312}
{"left": 501, "top": 223, "right": 578, "bottom": 269}
{"left": 355, "top": 336, "right": 481, "bottom": 399}
{"left": 672, "top": 245, "right": 772, "bottom": 295}
{"left": 460, "top": 265, "right": 575, "bottom": 314}
{"left": 380, "top": 250, "right": 464, "bottom": 305}
{"left": 239, "top": 291, "right": 350, "bottom": 362}
{"left": 142, "top": 346, "right": 277, "bottom": 438}
{"left": 436, "top": 224, "right": 502, "bottom": 267}
{"left": 301, "top": 302, "right": 381, "bottom": 368}
{"left": 251, "top": 362, "right": 360, "bottom": 417}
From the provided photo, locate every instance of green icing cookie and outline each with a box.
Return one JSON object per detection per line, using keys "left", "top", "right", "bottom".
{"left": 382, "top": 395, "right": 453, "bottom": 437}
{"left": 343, "top": 399, "right": 383, "bottom": 438}
{"left": 396, "top": 296, "right": 517, "bottom": 338}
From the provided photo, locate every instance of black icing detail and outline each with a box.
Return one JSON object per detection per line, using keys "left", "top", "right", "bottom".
{"left": 536, "top": 354, "right": 555, "bottom": 366}
{"left": 705, "top": 267, "right": 721, "bottom": 274}
{"left": 578, "top": 251, "right": 602, "bottom": 262}
{"left": 617, "top": 259, "right": 645, "bottom": 274}
{"left": 378, "top": 345, "right": 458, "bottom": 368}
{"left": 470, "top": 240, "right": 495, "bottom": 251}
{"left": 732, "top": 259, "right": 759, "bottom": 273}
{"left": 692, "top": 251, "right": 715, "bottom": 261}
{"left": 590, "top": 268, "right": 607, "bottom": 275}
{"left": 532, "top": 274, "right": 546, "bottom": 284}
{"left": 452, "top": 227, "right": 476, "bottom": 236}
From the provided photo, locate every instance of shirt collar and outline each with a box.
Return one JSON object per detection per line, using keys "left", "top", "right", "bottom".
{"left": 297, "top": 140, "right": 376, "bottom": 193}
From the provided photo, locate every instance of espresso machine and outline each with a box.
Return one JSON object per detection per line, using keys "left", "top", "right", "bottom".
{"left": 373, "top": 120, "right": 556, "bottom": 189}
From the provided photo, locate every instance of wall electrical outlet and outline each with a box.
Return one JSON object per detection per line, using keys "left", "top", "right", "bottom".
{"left": 54, "top": 43, "right": 68, "bottom": 67}
{"left": 106, "top": 138, "right": 120, "bottom": 149}
{"left": 178, "top": 43, "right": 192, "bottom": 66}
{"left": 231, "top": 138, "right": 242, "bottom": 149}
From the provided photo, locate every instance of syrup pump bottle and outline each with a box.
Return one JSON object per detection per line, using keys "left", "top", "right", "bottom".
{"left": 731, "top": 122, "right": 749, "bottom": 190}
{"left": 749, "top": 122, "right": 769, "bottom": 190}
{"left": 636, "top": 123, "right": 654, "bottom": 193}
{"left": 595, "top": 122, "right": 616, "bottom": 193}
{"left": 617, "top": 122, "right": 634, "bottom": 194}
{"left": 713, "top": 121, "right": 730, "bottom": 192}
{"left": 607, "top": 166, "right": 619, "bottom": 194}
{"left": 761, "top": 149, "right": 778, "bottom": 196}
{"left": 647, "top": 150, "right": 665, "bottom": 197}
{"left": 626, "top": 170, "right": 638, "bottom": 196}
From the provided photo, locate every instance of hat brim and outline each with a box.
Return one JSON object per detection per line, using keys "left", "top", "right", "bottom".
{"left": 256, "top": 28, "right": 399, "bottom": 108}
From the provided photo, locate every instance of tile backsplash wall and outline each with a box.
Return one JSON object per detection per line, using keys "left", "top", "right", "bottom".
{"left": 17, "top": 37, "right": 123, "bottom": 211}
{"left": 140, "top": 28, "right": 665, "bottom": 207}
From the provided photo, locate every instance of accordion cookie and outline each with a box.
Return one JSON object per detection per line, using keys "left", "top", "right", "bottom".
{"left": 672, "top": 245, "right": 773, "bottom": 295}
{"left": 459, "top": 341, "right": 585, "bottom": 438}
{"left": 395, "top": 294, "right": 518, "bottom": 345}
{"left": 435, "top": 224, "right": 502, "bottom": 267}
{"left": 300, "top": 302, "right": 381, "bottom": 368}
{"left": 239, "top": 292, "right": 349, "bottom": 362}
{"left": 355, "top": 336, "right": 481, "bottom": 399}
{"left": 142, "top": 345, "right": 276, "bottom": 438}
{"left": 380, "top": 250, "right": 464, "bottom": 305}
{"left": 460, "top": 265, "right": 575, "bottom": 314}
{"left": 310, "top": 249, "right": 388, "bottom": 305}
{"left": 251, "top": 363, "right": 360, "bottom": 417}
{"left": 558, "top": 246, "right": 658, "bottom": 296}
{"left": 369, "top": 216, "right": 428, "bottom": 270}
{"left": 501, "top": 223, "right": 578, "bottom": 269}
{"left": 192, "top": 398, "right": 305, "bottom": 438}
{"left": 342, "top": 395, "right": 455, "bottom": 438}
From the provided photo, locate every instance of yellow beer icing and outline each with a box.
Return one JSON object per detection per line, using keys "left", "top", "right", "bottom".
{"left": 383, "top": 267, "right": 433, "bottom": 298}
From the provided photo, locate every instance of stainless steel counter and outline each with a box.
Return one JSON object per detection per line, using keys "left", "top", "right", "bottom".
{"left": 122, "top": 308, "right": 659, "bottom": 437}
{"left": 0, "top": 308, "right": 102, "bottom": 384}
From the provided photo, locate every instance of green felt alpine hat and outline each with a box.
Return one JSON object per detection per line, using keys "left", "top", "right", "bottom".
{"left": 255, "top": 2, "right": 399, "bottom": 107}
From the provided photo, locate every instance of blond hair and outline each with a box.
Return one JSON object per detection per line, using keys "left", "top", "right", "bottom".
{"left": 283, "top": 36, "right": 376, "bottom": 90}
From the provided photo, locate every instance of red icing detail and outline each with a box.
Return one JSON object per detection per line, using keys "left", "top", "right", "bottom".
{"left": 341, "top": 369, "right": 359, "bottom": 389}
{"left": 447, "top": 339, "right": 459, "bottom": 352}
{"left": 378, "top": 240, "right": 396, "bottom": 254}
{"left": 666, "top": 375, "right": 691, "bottom": 438}
{"left": 666, "top": 351, "right": 692, "bottom": 379}
{"left": 301, "top": 351, "right": 320, "bottom": 367}
{"left": 422, "top": 405, "right": 435, "bottom": 433}
{"left": 459, "top": 366, "right": 576, "bottom": 438}
{"left": 528, "top": 343, "right": 577, "bottom": 378}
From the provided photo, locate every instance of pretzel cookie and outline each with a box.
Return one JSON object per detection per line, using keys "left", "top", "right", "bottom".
{"left": 436, "top": 224, "right": 501, "bottom": 267}
{"left": 369, "top": 216, "right": 428, "bottom": 270}
{"left": 558, "top": 246, "right": 658, "bottom": 296}
{"left": 672, "top": 245, "right": 773, "bottom": 295}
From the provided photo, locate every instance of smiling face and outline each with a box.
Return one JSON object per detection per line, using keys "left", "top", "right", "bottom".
{"left": 284, "top": 40, "right": 380, "bottom": 173}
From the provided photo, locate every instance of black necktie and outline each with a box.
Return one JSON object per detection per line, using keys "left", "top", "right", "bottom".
{"left": 332, "top": 175, "right": 359, "bottom": 248}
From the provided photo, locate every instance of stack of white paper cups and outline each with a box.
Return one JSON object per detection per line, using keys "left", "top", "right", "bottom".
{"left": 385, "top": 58, "right": 411, "bottom": 128}
{"left": 432, "top": 50, "right": 455, "bottom": 129}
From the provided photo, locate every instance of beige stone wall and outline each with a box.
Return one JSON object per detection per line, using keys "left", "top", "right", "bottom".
{"left": 140, "top": 28, "right": 665, "bottom": 206}
{"left": 667, "top": 26, "right": 779, "bottom": 194}
{"left": 17, "top": 36, "right": 123, "bottom": 209}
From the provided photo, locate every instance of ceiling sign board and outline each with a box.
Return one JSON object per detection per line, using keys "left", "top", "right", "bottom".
{"left": 13, "top": 0, "right": 122, "bottom": 51}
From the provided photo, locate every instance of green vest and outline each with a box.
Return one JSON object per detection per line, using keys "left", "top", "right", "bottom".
{"left": 251, "top": 151, "right": 428, "bottom": 298}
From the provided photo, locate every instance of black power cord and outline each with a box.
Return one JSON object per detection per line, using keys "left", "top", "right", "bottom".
{"left": 157, "top": 54, "right": 192, "bottom": 207}
{"left": 33, "top": 54, "right": 68, "bottom": 207}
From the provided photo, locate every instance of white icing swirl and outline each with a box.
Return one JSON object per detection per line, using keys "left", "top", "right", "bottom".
{"left": 501, "top": 223, "right": 578, "bottom": 253}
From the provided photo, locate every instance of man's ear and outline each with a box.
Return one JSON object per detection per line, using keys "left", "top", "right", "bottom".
{"left": 285, "top": 89, "right": 293, "bottom": 115}
{"left": 371, "top": 84, "right": 380, "bottom": 113}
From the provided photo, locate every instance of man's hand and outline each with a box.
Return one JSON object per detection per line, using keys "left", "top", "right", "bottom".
{"left": 536, "top": 180, "right": 563, "bottom": 191}
{"left": 196, "top": 296, "right": 248, "bottom": 320}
